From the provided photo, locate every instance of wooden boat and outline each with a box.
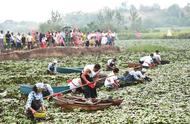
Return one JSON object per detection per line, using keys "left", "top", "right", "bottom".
{"left": 127, "top": 62, "right": 141, "bottom": 68}
{"left": 127, "top": 62, "right": 156, "bottom": 69}
{"left": 53, "top": 96, "right": 123, "bottom": 111}
{"left": 19, "top": 85, "right": 70, "bottom": 96}
{"left": 56, "top": 67, "right": 83, "bottom": 74}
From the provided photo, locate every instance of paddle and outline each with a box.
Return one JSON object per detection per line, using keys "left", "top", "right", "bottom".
{"left": 44, "top": 74, "right": 114, "bottom": 99}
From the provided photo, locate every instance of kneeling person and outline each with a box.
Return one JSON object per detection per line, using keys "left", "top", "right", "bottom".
{"left": 104, "top": 68, "right": 120, "bottom": 89}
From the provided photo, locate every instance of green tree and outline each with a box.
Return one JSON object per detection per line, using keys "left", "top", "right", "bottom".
{"left": 39, "top": 11, "right": 64, "bottom": 32}
{"left": 129, "top": 5, "right": 142, "bottom": 31}
{"left": 167, "top": 4, "right": 183, "bottom": 18}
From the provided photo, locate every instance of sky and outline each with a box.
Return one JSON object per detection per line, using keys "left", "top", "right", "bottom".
{"left": 0, "top": 0, "right": 189, "bottom": 22}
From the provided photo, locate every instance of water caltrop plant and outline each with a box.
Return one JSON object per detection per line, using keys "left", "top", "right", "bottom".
{"left": 0, "top": 39, "right": 190, "bottom": 123}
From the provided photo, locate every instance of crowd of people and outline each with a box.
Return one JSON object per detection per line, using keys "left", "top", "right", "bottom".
{"left": 0, "top": 29, "right": 116, "bottom": 51}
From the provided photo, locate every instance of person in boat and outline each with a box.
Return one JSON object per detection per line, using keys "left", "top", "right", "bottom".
{"left": 139, "top": 54, "right": 154, "bottom": 68}
{"left": 119, "top": 67, "right": 151, "bottom": 83}
{"left": 25, "top": 83, "right": 46, "bottom": 120}
{"left": 106, "top": 58, "right": 117, "bottom": 71}
{"left": 47, "top": 59, "right": 58, "bottom": 74}
{"left": 80, "top": 64, "right": 101, "bottom": 103}
{"left": 67, "top": 78, "right": 83, "bottom": 93}
{"left": 153, "top": 50, "right": 161, "bottom": 65}
{"left": 104, "top": 68, "right": 120, "bottom": 90}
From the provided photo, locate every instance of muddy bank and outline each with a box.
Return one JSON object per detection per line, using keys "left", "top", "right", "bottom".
{"left": 0, "top": 46, "right": 120, "bottom": 61}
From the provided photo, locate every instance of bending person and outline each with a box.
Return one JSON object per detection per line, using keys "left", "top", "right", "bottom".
{"left": 104, "top": 68, "right": 120, "bottom": 90}
{"left": 47, "top": 59, "right": 58, "bottom": 75}
{"left": 80, "top": 64, "right": 101, "bottom": 104}
{"left": 25, "top": 83, "right": 46, "bottom": 120}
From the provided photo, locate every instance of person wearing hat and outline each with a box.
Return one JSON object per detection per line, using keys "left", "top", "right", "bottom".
{"left": 106, "top": 58, "right": 117, "bottom": 71}
{"left": 47, "top": 59, "right": 58, "bottom": 75}
{"left": 118, "top": 67, "right": 147, "bottom": 83}
{"left": 25, "top": 83, "right": 46, "bottom": 120}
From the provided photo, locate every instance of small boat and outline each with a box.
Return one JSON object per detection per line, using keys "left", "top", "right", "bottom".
{"left": 56, "top": 67, "right": 83, "bottom": 74}
{"left": 19, "top": 85, "right": 70, "bottom": 96}
{"left": 127, "top": 62, "right": 141, "bottom": 68}
{"left": 53, "top": 96, "right": 123, "bottom": 111}
{"left": 127, "top": 62, "right": 156, "bottom": 69}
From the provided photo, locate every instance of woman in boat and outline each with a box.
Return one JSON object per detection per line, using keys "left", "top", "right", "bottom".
{"left": 25, "top": 83, "right": 46, "bottom": 120}
{"left": 104, "top": 68, "right": 120, "bottom": 90}
{"left": 47, "top": 59, "right": 58, "bottom": 74}
{"left": 80, "top": 64, "right": 101, "bottom": 103}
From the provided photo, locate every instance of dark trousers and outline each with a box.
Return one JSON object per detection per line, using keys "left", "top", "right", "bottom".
{"left": 80, "top": 73, "right": 97, "bottom": 98}
{"left": 26, "top": 99, "right": 42, "bottom": 120}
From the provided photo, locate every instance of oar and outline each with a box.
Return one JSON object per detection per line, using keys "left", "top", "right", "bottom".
{"left": 44, "top": 74, "right": 114, "bottom": 99}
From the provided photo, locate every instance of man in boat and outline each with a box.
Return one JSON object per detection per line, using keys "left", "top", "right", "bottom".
{"left": 47, "top": 59, "right": 58, "bottom": 74}
{"left": 67, "top": 78, "right": 83, "bottom": 93}
{"left": 119, "top": 67, "right": 151, "bottom": 84}
{"left": 139, "top": 54, "right": 154, "bottom": 68}
{"left": 153, "top": 50, "right": 161, "bottom": 65}
{"left": 106, "top": 58, "right": 117, "bottom": 71}
{"left": 104, "top": 68, "right": 120, "bottom": 90}
{"left": 80, "top": 64, "right": 101, "bottom": 104}
{"left": 25, "top": 83, "right": 46, "bottom": 120}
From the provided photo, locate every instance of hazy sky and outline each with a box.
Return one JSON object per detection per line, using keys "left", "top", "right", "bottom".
{"left": 0, "top": 0, "right": 189, "bottom": 22}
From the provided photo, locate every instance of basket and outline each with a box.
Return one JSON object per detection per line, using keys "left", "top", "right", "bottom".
{"left": 34, "top": 112, "right": 46, "bottom": 118}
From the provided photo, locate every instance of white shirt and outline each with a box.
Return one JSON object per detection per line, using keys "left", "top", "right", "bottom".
{"left": 83, "top": 64, "right": 99, "bottom": 78}
{"left": 153, "top": 53, "right": 161, "bottom": 61}
{"left": 107, "top": 59, "right": 116, "bottom": 66}
{"left": 16, "top": 35, "right": 22, "bottom": 42}
{"left": 140, "top": 56, "right": 153, "bottom": 67}
{"left": 104, "top": 72, "right": 118, "bottom": 87}
{"left": 27, "top": 35, "right": 32, "bottom": 42}
{"left": 68, "top": 78, "right": 81, "bottom": 92}
{"left": 0, "top": 33, "right": 4, "bottom": 39}
{"left": 87, "top": 34, "right": 92, "bottom": 40}
{"left": 140, "top": 56, "right": 150, "bottom": 62}
{"left": 48, "top": 63, "right": 57, "bottom": 73}
{"left": 101, "top": 36, "right": 107, "bottom": 45}
{"left": 129, "top": 70, "right": 145, "bottom": 80}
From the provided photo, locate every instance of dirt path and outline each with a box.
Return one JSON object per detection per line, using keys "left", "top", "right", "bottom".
{"left": 0, "top": 46, "right": 120, "bottom": 61}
